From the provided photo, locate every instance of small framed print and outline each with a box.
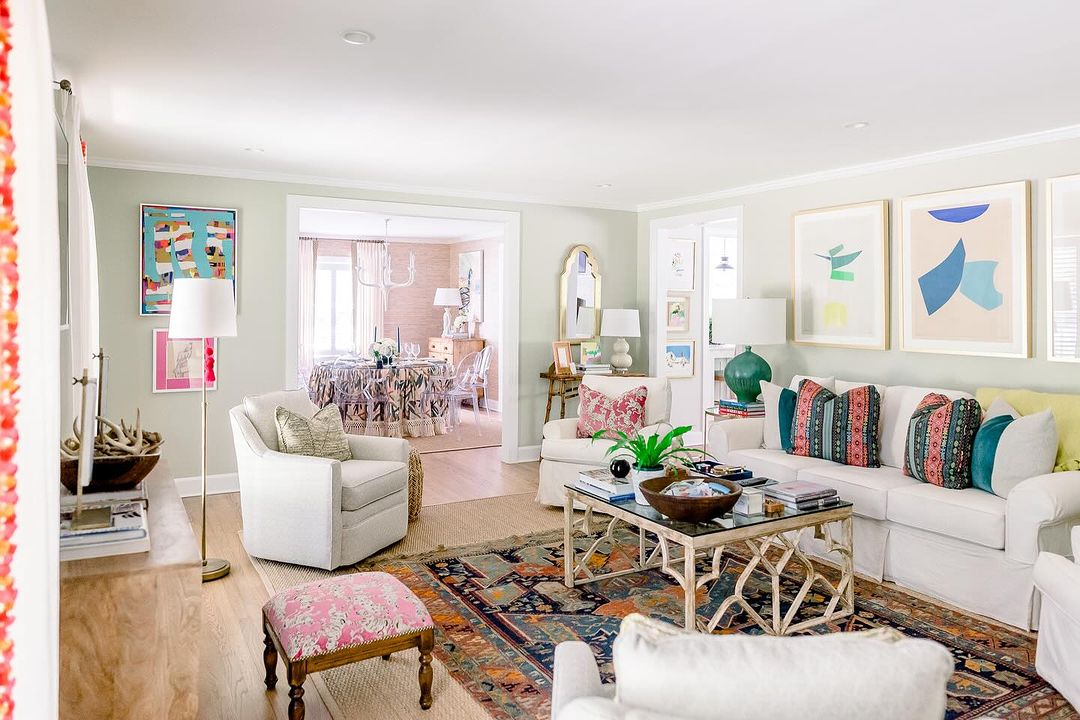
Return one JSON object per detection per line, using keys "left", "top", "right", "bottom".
{"left": 552, "top": 340, "right": 575, "bottom": 375}
{"left": 663, "top": 340, "right": 695, "bottom": 378}
{"left": 578, "top": 340, "right": 602, "bottom": 366}
{"left": 666, "top": 238, "right": 696, "bottom": 291}
{"left": 153, "top": 328, "right": 216, "bottom": 392}
{"left": 666, "top": 296, "right": 690, "bottom": 334}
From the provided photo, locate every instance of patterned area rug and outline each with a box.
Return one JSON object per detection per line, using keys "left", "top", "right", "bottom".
{"left": 364, "top": 527, "right": 1077, "bottom": 720}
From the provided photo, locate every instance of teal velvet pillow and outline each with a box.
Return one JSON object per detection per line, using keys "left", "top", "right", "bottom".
{"left": 778, "top": 387, "right": 797, "bottom": 452}
{"left": 971, "top": 415, "right": 1012, "bottom": 494}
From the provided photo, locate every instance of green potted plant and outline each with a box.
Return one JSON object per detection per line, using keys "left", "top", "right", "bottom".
{"left": 592, "top": 425, "right": 710, "bottom": 505}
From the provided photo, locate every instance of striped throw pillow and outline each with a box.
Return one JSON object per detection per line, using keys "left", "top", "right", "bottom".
{"left": 903, "top": 393, "right": 981, "bottom": 489}
{"left": 275, "top": 403, "right": 353, "bottom": 461}
{"left": 790, "top": 380, "right": 881, "bottom": 467}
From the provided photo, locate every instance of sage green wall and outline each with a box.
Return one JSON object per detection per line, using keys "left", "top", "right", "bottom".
{"left": 638, "top": 137, "right": 1080, "bottom": 397}
{"left": 89, "top": 167, "right": 638, "bottom": 478}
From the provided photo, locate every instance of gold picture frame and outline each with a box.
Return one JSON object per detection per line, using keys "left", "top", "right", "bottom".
{"left": 665, "top": 296, "right": 690, "bottom": 334}
{"left": 552, "top": 340, "right": 575, "bottom": 376}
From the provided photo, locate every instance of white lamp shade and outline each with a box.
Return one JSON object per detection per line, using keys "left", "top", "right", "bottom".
{"left": 168, "top": 278, "right": 237, "bottom": 338}
{"left": 434, "top": 287, "right": 461, "bottom": 307}
{"left": 601, "top": 309, "right": 641, "bottom": 338}
{"left": 712, "top": 298, "right": 787, "bottom": 346}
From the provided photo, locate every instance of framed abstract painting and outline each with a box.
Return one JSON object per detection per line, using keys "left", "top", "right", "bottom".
{"left": 458, "top": 250, "right": 484, "bottom": 322}
{"left": 153, "top": 329, "right": 216, "bottom": 393}
{"left": 900, "top": 181, "right": 1030, "bottom": 357}
{"left": 666, "top": 296, "right": 690, "bottom": 334}
{"left": 792, "top": 200, "right": 889, "bottom": 349}
{"left": 1047, "top": 174, "right": 1080, "bottom": 362}
{"left": 141, "top": 203, "right": 237, "bottom": 315}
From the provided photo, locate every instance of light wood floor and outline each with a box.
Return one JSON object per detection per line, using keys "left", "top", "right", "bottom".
{"left": 186, "top": 446, "right": 539, "bottom": 720}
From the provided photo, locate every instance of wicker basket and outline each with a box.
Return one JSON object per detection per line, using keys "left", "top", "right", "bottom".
{"left": 408, "top": 448, "right": 424, "bottom": 520}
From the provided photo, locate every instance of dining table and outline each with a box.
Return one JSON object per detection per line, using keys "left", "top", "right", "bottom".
{"left": 307, "top": 356, "right": 454, "bottom": 438}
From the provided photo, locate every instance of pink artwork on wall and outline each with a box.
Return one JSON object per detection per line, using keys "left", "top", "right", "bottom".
{"left": 152, "top": 329, "right": 217, "bottom": 393}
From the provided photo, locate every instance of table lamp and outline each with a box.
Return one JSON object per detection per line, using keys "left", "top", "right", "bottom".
{"left": 711, "top": 298, "right": 786, "bottom": 403}
{"left": 601, "top": 309, "right": 640, "bottom": 372}
{"left": 434, "top": 287, "right": 461, "bottom": 337}
{"left": 169, "top": 278, "right": 237, "bottom": 582}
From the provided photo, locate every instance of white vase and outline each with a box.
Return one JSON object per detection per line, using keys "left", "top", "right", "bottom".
{"left": 631, "top": 465, "right": 667, "bottom": 505}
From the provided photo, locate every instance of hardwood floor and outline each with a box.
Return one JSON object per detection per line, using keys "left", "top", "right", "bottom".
{"left": 186, "top": 446, "right": 539, "bottom": 719}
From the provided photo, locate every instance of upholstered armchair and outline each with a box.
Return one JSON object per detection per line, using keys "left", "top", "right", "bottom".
{"left": 1034, "top": 526, "right": 1080, "bottom": 708}
{"left": 537, "top": 375, "right": 671, "bottom": 506}
{"left": 229, "top": 389, "right": 409, "bottom": 570}
{"left": 552, "top": 613, "right": 953, "bottom": 720}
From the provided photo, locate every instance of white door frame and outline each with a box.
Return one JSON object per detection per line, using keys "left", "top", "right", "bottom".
{"left": 285, "top": 195, "right": 523, "bottom": 463}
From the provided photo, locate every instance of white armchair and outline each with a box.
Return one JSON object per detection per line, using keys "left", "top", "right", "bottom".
{"left": 1034, "top": 526, "right": 1080, "bottom": 709}
{"left": 537, "top": 375, "right": 672, "bottom": 506}
{"left": 552, "top": 613, "right": 954, "bottom": 720}
{"left": 229, "top": 389, "right": 409, "bottom": 570}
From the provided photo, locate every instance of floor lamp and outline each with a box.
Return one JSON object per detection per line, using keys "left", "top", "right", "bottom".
{"left": 169, "top": 277, "right": 237, "bottom": 582}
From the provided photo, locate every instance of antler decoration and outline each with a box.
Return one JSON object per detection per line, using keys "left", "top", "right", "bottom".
{"left": 60, "top": 409, "right": 164, "bottom": 459}
{"left": 356, "top": 218, "right": 416, "bottom": 310}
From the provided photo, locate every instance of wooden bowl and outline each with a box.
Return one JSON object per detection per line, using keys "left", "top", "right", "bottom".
{"left": 638, "top": 475, "right": 742, "bottom": 523}
{"left": 60, "top": 454, "right": 161, "bottom": 494}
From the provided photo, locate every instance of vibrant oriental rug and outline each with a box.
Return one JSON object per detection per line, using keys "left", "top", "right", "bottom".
{"left": 364, "top": 527, "right": 1077, "bottom": 720}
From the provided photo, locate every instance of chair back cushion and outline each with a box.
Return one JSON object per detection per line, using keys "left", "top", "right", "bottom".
{"left": 275, "top": 403, "right": 352, "bottom": 461}
{"left": 243, "top": 389, "right": 318, "bottom": 450}
{"left": 576, "top": 384, "right": 648, "bottom": 439}
{"left": 903, "top": 393, "right": 982, "bottom": 489}
{"left": 612, "top": 613, "right": 952, "bottom": 720}
{"left": 581, "top": 375, "right": 671, "bottom": 426}
{"left": 790, "top": 380, "right": 881, "bottom": 468}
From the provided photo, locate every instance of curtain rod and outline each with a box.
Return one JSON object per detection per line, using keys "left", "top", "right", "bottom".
{"left": 52, "top": 79, "right": 72, "bottom": 94}
{"left": 299, "top": 235, "right": 390, "bottom": 244}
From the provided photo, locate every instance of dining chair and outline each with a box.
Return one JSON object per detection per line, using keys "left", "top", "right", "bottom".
{"left": 361, "top": 372, "right": 395, "bottom": 436}
{"left": 444, "top": 351, "right": 482, "bottom": 431}
{"left": 473, "top": 346, "right": 493, "bottom": 411}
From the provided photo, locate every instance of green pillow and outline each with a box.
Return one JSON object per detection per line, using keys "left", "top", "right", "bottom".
{"left": 275, "top": 404, "right": 352, "bottom": 461}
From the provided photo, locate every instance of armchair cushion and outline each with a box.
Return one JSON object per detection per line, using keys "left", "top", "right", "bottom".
{"left": 340, "top": 460, "right": 408, "bottom": 512}
{"left": 243, "top": 389, "right": 317, "bottom": 449}
{"left": 276, "top": 404, "right": 352, "bottom": 461}
{"left": 580, "top": 375, "right": 671, "bottom": 426}
{"left": 576, "top": 384, "right": 648, "bottom": 439}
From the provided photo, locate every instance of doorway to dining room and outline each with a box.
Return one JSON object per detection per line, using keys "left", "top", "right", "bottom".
{"left": 285, "top": 195, "right": 520, "bottom": 464}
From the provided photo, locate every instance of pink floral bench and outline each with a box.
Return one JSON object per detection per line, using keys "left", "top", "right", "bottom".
{"left": 261, "top": 571, "right": 435, "bottom": 719}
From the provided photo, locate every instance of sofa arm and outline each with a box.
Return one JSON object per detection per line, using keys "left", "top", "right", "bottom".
{"left": 544, "top": 418, "right": 580, "bottom": 440}
{"left": 707, "top": 418, "right": 764, "bottom": 462}
{"left": 552, "top": 642, "right": 608, "bottom": 720}
{"left": 1034, "top": 550, "right": 1080, "bottom": 627}
{"left": 1005, "top": 471, "right": 1080, "bottom": 564}
{"left": 346, "top": 434, "right": 410, "bottom": 463}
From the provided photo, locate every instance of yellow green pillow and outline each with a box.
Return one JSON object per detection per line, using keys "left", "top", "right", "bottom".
{"left": 975, "top": 388, "right": 1080, "bottom": 471}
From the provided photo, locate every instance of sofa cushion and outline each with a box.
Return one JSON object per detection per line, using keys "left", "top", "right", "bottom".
{"left": 576, "top": 384, "right": 648, "bottom": 439}
{"left": 836, "top": 379, "right": 888, "bottom": 396}
{"left": 886, "top": 483, "right": 1006, "bottom": 549}
{"left": 243, "top": 389, "right": 318, "bottom": 450}
{"left": 798, "top": 464, "right": 920, "bottom": 521}
{"left": 276, "top": 403, "right": 353, "bottom": 462}
{"left": 904, "top": 393, "right": 982, "bottom": 489}
{"left": 760, "top": 380, "right": 796, "bottom": 451}
{"left": 581, "top": 375, "right": 671, "bottom": 426}
{"left": 976, "top": 387, "right": 1080, "bottom": 471}
{"left": 972, "top": 404, "right": 1058, "bottom": 497}
{"left": 542, "top": 438, "right": 616, "bottom": 465}
{"left": 880, "top": 385, "right": 973, "bottom": 469}
{"left": 790, "top": 380, "right": 881, "bottom": 468}
{"left": 727, "top": 448, "right": 839, "bottom": 483}
{"left": 340, "top": 460, "right": 407, "bottom": 512}
{"left": 789, "top": 375, "right": 835, "bottom": 391}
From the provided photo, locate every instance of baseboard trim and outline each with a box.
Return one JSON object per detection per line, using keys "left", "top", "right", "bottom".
{"left": 175, "top": 472, "right": 239, "bottom": 498}
{"left": 509, "top": 445, "right": 541, "bottom": 463}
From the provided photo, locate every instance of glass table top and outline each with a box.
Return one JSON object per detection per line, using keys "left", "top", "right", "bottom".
{"left": 565, "top": 480, "right": 853, "bottom": 538}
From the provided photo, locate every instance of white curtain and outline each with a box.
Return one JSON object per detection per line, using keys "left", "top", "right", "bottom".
{"left": 355, "top": 241, "right": 384, "bottom": 348}
{"left": 60, "top": 90, "right": 99, "bottom": 413}
{"left": 297, "top": 236, "right": 318, "bottom": 385}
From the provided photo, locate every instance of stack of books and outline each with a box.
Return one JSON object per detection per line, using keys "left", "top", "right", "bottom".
{"left": 60, "top": 499, "right": 151, "bottom": 561}
{"left": 762, "top": 480, "right": 840, "bottom": 511}
{"left": 715, "top": 399, "right": 766, "bottom": 417}
{"left": 581, "top": 364, "right": 611, "bottom": 374}
{"left": 576, "top": 468, "right": 635, "bottom": 501}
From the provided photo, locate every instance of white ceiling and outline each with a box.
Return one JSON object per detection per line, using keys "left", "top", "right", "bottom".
{"left": 47, "top": 1, "right": 1080, "bottom": 210}
{"left": 299, "top": 208, "right": 502, "bottom": 242}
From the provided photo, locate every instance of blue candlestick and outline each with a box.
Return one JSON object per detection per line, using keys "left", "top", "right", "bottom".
{"left": 397, "top": 327, "right": 401, "bottom": 350}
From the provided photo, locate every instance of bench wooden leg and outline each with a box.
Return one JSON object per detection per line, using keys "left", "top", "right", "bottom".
{"left": 418, "top": 628, "right": 434, "bottom": 710}
{"left": 287, "top": 662, "right": 307, "bottom": 720}
{"left": 263, "top": 626, "right": 278, "bottom": 690}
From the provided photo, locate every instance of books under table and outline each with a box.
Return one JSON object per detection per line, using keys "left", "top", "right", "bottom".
{"left": 576, "top": 469, "right": 635, "bottom": 501}
{"left": 60, "top": 500, "right": 150, "bottom": 561}
{"left": 762, "top": 479, "right": 839, "bottom": 510}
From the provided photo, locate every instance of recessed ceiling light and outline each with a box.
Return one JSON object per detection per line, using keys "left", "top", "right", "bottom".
{"left": 595, "top": 183, "right": 613, "bottom": 189}
{"left": 842, "top": 121, "right": 870, "bottom": 130}
{"left": 243, "top": 146, "right": 265, "bottom": 153}
{"left": 342, "top": 29, "right": 375, "bottom": 46}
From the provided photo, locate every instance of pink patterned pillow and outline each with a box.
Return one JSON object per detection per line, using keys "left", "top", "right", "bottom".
{"left": 576, "top": 384, "right": 649, "bottom": 439}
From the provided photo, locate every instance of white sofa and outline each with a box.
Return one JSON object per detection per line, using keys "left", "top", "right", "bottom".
{"left": 537, "top": 374, "right": 672, "bottom": 506}
{"left": 229, "top": 389, "right": 409, "bottom": 570}
{"left": 552, "top": 613, "right": 953, "bottom": 720}
{"left": 709, "top": 378, "right": 1080, "bottom": 629}
{"left": 1034, "top": 527, "right": 1080, "bottom": 709}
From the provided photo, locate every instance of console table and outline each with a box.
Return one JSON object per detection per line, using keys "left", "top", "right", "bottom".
{"left": 539, "top": 364, "right": 647, "bottom": 422}
{"left": 60, "top": 461, "right": 201, "bottom": 719}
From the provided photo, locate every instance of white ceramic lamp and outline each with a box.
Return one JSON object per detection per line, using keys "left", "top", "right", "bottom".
{"left": 711, "top": 298, "right": 786, "bottom": 403}
{"left": 601, "top": 309, "right": 641, "bottom": 372}
{"left": 434, "top": 287, "right": 461, "bottom": 338}
{"left": 169, "top": 278, "right": 237, "bottom": 582}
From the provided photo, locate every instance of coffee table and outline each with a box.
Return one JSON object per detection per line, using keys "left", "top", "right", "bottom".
{"left": 563, "top": 482, "right": 855, "bottom": 635}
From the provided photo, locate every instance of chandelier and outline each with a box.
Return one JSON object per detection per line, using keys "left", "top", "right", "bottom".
{"left": 357, "top": 218, "right": 416, "bottom": 309}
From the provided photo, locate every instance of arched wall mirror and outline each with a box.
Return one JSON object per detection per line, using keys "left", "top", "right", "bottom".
{"left": 559, "top": 245, "right": 602, "bottom": 342}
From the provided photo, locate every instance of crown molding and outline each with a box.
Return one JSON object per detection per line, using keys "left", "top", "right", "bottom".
{"left": 635, "top": 122, "right": 1080, "bottom": 213}
{"left": 86, "top": 156, "right": 639, "bottom": 213}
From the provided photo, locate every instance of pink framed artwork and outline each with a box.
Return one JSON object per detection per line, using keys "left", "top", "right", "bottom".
{"left": 153, "top": 329, "right": 217, "bottom": 393}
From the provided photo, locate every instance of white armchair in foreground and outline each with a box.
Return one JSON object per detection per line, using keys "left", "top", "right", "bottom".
{"left": 229, "top": 389, "right": 409, "bottom": 570}
{"left": 1034, "top": 526, "right": 1080, "bottom": 709}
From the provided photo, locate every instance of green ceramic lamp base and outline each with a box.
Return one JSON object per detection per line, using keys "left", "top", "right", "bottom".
{"left": 725, "top": 346, "right": 772, "bottom": 404}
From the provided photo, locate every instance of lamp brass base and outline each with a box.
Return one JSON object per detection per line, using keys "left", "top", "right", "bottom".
{"left": 202, "top": 557, "right": 231, "bottom": 583}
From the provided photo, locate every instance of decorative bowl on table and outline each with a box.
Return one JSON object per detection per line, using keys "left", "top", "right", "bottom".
{"left": 637, "top": 475, "right": 742, "bottom": 523}
{"left": 60, "top": 453, "right": 161, "bottom": 494}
